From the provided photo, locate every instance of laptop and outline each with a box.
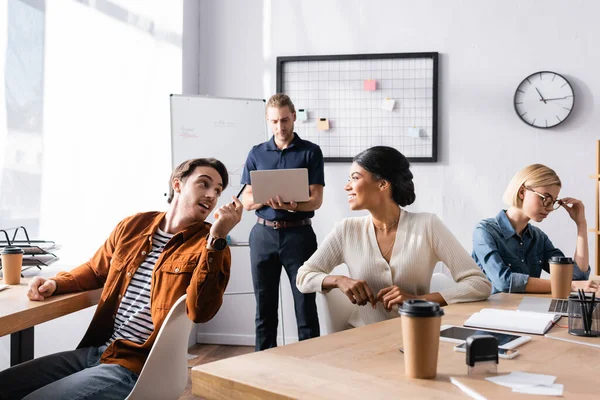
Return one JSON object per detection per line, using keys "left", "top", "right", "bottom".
{"left": 517, "top": 292, "right": 594, "bottom": 316}
{"left": 518, "top": 297, "right": 571, "bottom": 316}
{"left": 250, "top": 168, "right": 310, "bottom": 204}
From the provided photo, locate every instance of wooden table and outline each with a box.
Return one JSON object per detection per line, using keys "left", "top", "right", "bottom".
{"left": 0, "top": 276, "right": 101, "bottom": 366}
{"left": 192, "top": 294, "right": 600, "bottom": 399}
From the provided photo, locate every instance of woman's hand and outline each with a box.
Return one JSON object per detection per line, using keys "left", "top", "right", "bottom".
{"left": 377, "top": 285, "right": 417, "bottom": 311}
{"left": 560, "top": 197, "right": 586, "bottom": 227}
{"left": 335, "top": 276, "right": 376, "bottom": 307}
{"left": 572, "top": 280, "right": 600, "bottom": 293}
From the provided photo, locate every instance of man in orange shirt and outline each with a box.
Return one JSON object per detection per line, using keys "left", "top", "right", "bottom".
{"left": 0, "top": 158, "right": 242, "bottom": 400}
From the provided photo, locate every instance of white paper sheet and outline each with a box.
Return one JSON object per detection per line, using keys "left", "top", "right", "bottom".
{"left": 513, "top": 384, "right": 564, "bottom": 396}
{"left": 485, "top": 371, "right": 556, "bottom": 388}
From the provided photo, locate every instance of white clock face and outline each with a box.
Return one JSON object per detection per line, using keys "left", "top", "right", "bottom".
{"left": 514, "top": 71, "right": 574, "bottom": 128}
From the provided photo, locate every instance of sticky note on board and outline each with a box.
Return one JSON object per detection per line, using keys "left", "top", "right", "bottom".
{"left": 317, "top": 118, "right": 330, "bottom": 131}
{"left": 297, "top": 109, "right": 308, "bottom": 122}
{"left": 408, "top": 127, "right": 425, "bottom": 138}
{"left": 382, "top": 98, "right": 395, "bottom": 111}
{"left": 364, "top": 80, "right": 377, "bottom": 91}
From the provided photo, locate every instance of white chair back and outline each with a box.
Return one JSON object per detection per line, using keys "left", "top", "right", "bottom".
{"left": 316, "top": 289, "right": 356, "bottom": 334}
{"left": 430, "top": 272, "right": 457, "bottom": 292}
{"left": 126, "top": 294, "right": 191, "bottom": 400}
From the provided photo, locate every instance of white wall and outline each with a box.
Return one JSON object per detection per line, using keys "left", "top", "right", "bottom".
{"left": 194, "top": 0, "right": 598, "bottom": 342}
{"left": 197, "top": 0, "right": 598, "bottom": 264}
{"left": 1, "top": 0, "right": 184, "bottom": 370}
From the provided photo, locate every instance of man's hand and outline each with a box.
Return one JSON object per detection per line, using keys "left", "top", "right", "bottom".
{"left": 27, "top": 277, "right": 57, "bottom": 301}
{"left": 266, "top": 196, "right": 298, "bottom": 212}
{"left": 572, "top": 280, "right": 600, "bottom": 293}
{"left": 335, "top": 276, "right": 376, "bottom": 307}
{"left": 377, "top": 285, "right": 417, "bottom": 311}
{"left": 210, "top": 196, "right": 243, "bottom": 238}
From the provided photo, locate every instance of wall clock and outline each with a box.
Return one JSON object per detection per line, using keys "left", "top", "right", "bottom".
{"left": 513, "top": 71, "right": 574, "bottom": 129}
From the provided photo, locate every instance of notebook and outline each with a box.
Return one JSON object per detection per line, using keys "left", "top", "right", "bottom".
{"left": 464, "top": 308, "right": 561, "bottom": 335}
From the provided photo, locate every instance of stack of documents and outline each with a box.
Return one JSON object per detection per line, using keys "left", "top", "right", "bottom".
{"left": 464, "top": 308, "right": 560, "bottom": 335}
{"left": 486, "top": 372, "right": 563, "bottom": 396}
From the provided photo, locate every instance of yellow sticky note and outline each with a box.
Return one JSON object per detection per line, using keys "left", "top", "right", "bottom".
{"left": 317, "top": 118, "right": 330, "bottom": 131}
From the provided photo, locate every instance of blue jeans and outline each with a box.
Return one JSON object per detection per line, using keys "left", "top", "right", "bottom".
{"left": 0, "top": 346, "right": 138, "bottom": 400}
{"left": 250, "top": 223, "right": 320, "bottom": 351}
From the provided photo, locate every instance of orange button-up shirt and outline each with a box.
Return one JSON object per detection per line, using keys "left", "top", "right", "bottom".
{"left": 51, "top": 212, "right": 231, "bottom": 374}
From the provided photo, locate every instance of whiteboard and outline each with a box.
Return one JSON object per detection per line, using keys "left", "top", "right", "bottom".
{"left": 170, "top": 95, "right": 268, "bottom": 244}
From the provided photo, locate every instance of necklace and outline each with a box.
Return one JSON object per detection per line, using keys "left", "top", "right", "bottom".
{"left": 373, "top": 213, "right": 400, "bottom": 231}
{"left": 382, "top": 235, "right": 396, "bottom": 258}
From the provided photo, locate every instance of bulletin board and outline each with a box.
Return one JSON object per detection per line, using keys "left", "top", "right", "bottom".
{"left": 276, "top": 52, "right": 438, "bottom": 162}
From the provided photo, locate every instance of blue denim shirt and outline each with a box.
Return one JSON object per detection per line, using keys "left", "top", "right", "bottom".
{"left": 472, "top": 210, "right": 590, "bottom": 294}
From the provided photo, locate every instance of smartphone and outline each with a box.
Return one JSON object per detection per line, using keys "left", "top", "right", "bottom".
{"left": 453, "top": 342, "right": 520, "bottom": 359}
{"left": 440, "top": 325, "right": 531, "bottom": 349}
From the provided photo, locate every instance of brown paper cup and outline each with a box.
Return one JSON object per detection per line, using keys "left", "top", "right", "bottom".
{"left": 2, "top": 253, "right": 23, "bottom": 285}
{"left": 550, "top": 260, "right": 573, "bottom": 299}
{"left": 401, "top": 314, "right": 442, "bottom": 379}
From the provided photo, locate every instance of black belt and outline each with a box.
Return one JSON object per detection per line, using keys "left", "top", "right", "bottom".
{"left": 257, "top": 217, "right": 311, "bottom": 230}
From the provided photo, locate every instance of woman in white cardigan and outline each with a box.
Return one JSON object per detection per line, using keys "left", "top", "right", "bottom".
{"left": 296, "top": 146, "right": 491, "bottom": 327}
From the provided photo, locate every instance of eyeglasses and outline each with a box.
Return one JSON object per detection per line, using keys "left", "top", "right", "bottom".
{"left": 524, "top": 186, "right": 562, "bottom": 210}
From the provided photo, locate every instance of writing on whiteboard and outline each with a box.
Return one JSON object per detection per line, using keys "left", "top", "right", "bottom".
{"left": 214, "top": 120, "right": 235, "bottom": 127}
{"left": 180, "top": 126, "right": 198, "bottom": 138}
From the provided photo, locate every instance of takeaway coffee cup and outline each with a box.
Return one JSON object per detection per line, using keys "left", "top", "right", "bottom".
{"left": 549, "top": 256, "right": 574, "bottom": 299}
{"left": 1, "top": 246, "right": 24, "bottom": 285}
{"left": 399, "top": 299, "right": 445, "bottom": 379}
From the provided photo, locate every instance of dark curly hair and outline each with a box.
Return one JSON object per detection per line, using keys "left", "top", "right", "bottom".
{"left": 352, "top": 146, "right": 416, "bottom": 207}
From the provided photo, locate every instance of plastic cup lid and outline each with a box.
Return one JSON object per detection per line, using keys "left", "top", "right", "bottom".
{"left": 398, "top": 299, "right": 445, "bottom": 317}
{"left": 549, "top": 256, "right": 574, "bottom": 264}
{"left": 1, "top": 246, "right": 24, "bottom": 254}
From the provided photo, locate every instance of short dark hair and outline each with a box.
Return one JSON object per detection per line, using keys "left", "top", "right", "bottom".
{"left": 352, "top": 146, "right": 416, "bottom": 207}
{"left": 167, "top": 158, "right": 229, "bottom": 204}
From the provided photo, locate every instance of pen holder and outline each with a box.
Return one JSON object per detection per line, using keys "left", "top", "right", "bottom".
{"left": 568, "top": 296, "right": 600, "bottom": 337}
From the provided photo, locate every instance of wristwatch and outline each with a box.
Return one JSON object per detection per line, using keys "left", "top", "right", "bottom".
{"left": 207, "top": 234, "right": 228, "bottom": 251}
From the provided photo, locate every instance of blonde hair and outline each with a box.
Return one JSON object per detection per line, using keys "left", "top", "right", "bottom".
{"left": 266, "top": 93, "right": 296, "bottom": 114}
{"left": 502, "top": 164, "right": 562, "bottom": 208}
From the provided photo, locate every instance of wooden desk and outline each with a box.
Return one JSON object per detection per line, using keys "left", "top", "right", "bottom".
{"left": 0, "top": 277, "right": 101, "bottom": 366}
{"left": 192, "top": 294, "right": 600, "bottom": 399}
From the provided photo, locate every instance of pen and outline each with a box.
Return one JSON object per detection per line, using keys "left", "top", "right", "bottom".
{"left": 236, "top": 184, "right": 247, "bottom": 199}
{"left": 590, "top": 292, "right": 595, "bottom": 334}
{"left": 232, "top": 184, "right": 247, "bottom": 205}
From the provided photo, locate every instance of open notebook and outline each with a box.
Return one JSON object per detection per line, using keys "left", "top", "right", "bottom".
{"left": 464, "top": 308, "right": 561, "bottom": 335}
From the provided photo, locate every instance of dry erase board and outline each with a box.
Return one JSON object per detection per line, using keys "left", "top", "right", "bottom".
{"left": 277, "top": 52, "right": 438, "bottom": 162}
{"left": 170, "top": 95, "right": 268, "bottom": 243}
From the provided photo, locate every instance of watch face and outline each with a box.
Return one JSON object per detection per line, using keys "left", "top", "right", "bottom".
{"left": 514, "top": 71, "right": 574, "bottom": 129}
{"left": 212, "top": 237, "right": 228, "bottom": 250}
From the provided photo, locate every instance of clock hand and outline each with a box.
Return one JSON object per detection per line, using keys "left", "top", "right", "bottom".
{"left": 539, "top": 96, "right": 569, "bottom": 101}
{"left": 535, "top": 87, "right": 547, "bottom": 104}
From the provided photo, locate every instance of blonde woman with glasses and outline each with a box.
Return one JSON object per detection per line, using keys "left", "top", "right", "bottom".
{"left": 472, "top": 164, "right": 598, "bottom": 294}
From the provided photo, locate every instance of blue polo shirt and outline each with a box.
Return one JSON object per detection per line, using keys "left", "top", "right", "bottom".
{"left": 241, "top": 133, "right": 325, "bottom": 221}
{"left": 471, "top": 210, "right": 590, "bottom": 294}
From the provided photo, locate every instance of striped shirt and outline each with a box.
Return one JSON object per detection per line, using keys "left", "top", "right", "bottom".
{"left": 107, "top": 228, "right": 174, "bottom": 345}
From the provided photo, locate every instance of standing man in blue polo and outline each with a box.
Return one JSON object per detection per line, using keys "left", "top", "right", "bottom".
{"left": 241, "top": 93, "right": 324, "bottom": 351}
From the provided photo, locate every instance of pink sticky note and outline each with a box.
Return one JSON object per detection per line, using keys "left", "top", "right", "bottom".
{"left": 364, "top": 80, "right": 377, "bottom": 91}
